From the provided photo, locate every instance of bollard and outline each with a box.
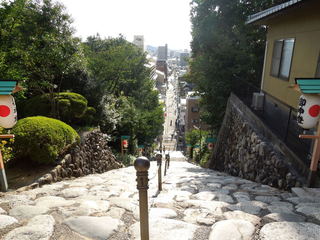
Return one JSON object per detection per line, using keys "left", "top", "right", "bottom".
{"left": 164, "top": 153, "right": 170, "bottom": 176}
{"left": 163, "top": 160, "right": 167, "bottom": 176}
{"left": 156, "top": 154, "right": 162, "bottom": 191}
{"left": 134, "top": 157, "right": 150, "bottom": 240}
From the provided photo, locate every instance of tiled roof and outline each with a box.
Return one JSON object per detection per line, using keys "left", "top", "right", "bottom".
{"left": 246, "top": 0, "right": 304, "bottom": 24}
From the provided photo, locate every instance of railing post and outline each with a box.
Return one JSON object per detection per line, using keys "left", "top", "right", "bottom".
{"left": 164, "top": 161, "right": 167, "bottom": 176}
{"left": 164, "top": 153, "right": 170, "bottom": 176}
{"left": 134, "top": 157, "right": 150, "bottom": 240}
{"left": 156, "top": 154, "right": 162, "bottom": 191}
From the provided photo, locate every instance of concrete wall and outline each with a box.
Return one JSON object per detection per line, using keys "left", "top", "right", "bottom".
{"left": 261, "top": 0, "right": 320, "bottom": 108}
{"left": 210, "top": 94, "right": 308, "bottom": 190}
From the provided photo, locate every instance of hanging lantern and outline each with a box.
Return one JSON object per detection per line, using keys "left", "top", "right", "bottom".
{"left": 0, "top": 95, "right": 17, "bottom": 129}
{"left": 297, "top": 94, "right": 320, "bottom": 129}
{"left": 208, "top": 143, "right": 214, "bottom": 150}
{"left": 122, "top": 139, "right": 128, "bottom": 148}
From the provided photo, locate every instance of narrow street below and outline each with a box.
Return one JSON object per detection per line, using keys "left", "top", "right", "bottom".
{"left": 162, "top": 74, "right": 178, "bottom": 152}
{"left": 1, "top": 155, "right": 320, "bottom": 240}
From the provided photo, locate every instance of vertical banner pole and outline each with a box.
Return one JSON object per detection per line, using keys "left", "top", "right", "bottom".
{"left": 0, "top": 150, "right": 8, "bottom": 192}
{"left": 308, "top": 121, "right": 320, "bottom": 186}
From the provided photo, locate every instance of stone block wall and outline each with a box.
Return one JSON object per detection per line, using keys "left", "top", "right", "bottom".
{"left": 36, "top": 130, "right": 123, "bottom": 186}
{"left": 210, "top": 94, "right": 306, "bottom": 190}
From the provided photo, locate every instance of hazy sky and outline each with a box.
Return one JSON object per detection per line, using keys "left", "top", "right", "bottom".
{"left": 59, "top": 0, "right": 192, "bottom": 50}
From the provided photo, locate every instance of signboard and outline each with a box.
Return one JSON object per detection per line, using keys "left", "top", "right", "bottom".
{"left": 194, "top": 144, "right": 200, "bottom": 148}
{"left": 206, "top": 137, "right": 217, "bottom": 143}
{"left": 121, "top": 135, "right": 130, "bottom": 140}
{"left": 138, "top": 145, "right": 144, "bottom": 148}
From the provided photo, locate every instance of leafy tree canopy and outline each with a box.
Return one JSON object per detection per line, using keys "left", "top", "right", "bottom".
{"left": 1, "top": 0, "right": 164, "bottom": 151}
{"left": 189, "top": 0, "right": 288, "bottom": 130}
{"left": 0, "top": 0, "right": 86, "bottom": 96}
{"left": 83, "top": 35, "right": 164, "bottom": 146}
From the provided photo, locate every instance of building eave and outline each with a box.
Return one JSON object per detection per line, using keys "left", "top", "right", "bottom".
{"left": 246, "top": 0, "right": 307, "bottom": 25}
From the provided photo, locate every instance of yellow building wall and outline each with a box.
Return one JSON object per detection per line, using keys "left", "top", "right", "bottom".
{"left": 262, "top": 1, "right": 320, "bottom": 108}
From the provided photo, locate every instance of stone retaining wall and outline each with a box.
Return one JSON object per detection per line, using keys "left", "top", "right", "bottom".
{"left": 35, "top": 130, "right": 123, "bottom": 187}
{"left": 209, "top": 94, "right": 306, "bottom": 190}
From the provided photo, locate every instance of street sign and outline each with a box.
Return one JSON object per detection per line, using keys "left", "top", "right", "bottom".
{"left": 121, "top": 135, "right": 130, "bottom": 140}
{"left": 138, "top": 145, "right": 144, "bottom": 148}
{"left": 194, "top": 144, "right": 200, "bottom": 148}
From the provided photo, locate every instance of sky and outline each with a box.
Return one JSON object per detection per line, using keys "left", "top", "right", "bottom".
{"left": 59, "top": 0, "right": 192, "bottom": 50}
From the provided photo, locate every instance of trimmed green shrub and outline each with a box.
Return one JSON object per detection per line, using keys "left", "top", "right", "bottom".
{"left": 56, "top": 92, "right": 88, "bottom": 122}
{"left": 13, "top": 116, "right": 80, "bottom": 164}
{"left": 21, "top": 92, "right": 94, "bottom": 124}
{"left": 77, "top": 106, "right": 97, "bottom": 126}
{"left": 20, "top": 94, "right": 51, "bottom": 117}
{"left": 115, "top": 153, "right": 135, "bottom": 166}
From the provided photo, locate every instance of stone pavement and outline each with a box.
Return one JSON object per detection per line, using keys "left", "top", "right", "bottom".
{"left": 162, "top": 75, "right": 178, "bottom": 152}
{"left": 1, "top": 157, "right": 320, "bottom": 240}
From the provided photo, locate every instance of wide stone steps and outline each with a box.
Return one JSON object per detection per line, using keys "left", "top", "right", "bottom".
{"left": 0, "top": 158, "right": 320, "bottom": 239}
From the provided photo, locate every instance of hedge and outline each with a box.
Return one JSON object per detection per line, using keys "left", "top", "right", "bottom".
{"left": 13, "top": 116, "right": 80, "bottom": 164}
{"left": 21, "top": 92, "right": 95, "bottom": 124}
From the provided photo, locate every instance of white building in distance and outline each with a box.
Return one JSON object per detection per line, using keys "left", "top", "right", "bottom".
{"left": 133, "top": 35, "right": 144, "bottom": 51}
{"left": 157, "top": 44, "right": 168, "bottom": 61}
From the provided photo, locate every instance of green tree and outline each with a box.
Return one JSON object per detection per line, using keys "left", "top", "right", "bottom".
{"left": 83, "top": 35, "right": 152, "bottom": 107}
{"left": 84, "top": 35, "right": 164, "bottom": 148}
{"left": 0, "top": 0, "right": 86, "bottom": 116}
{"left": 189, "top": 0, "right": 288, "bottom": 131}
{"left": 185, "top": 129, "right": 201, "bottom": 159}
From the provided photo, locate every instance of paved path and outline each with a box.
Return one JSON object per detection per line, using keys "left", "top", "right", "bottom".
{"left": 163, "top": 75, "right": 178, "bottom": 152}
{"left": 1, "top": 156, "right": 320, "bottom": 240}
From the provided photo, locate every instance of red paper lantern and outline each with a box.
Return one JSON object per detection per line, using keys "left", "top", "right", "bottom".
{"left": 0, "top": 95, "right": 17, "bottom": 129}
{"left": 208, "top": 143, "right": 214, "bottom": 150}
{"left": 297, "top": 94, "right": 320, "bottom": 129}
{"left": 122, "top": 139, "right": 128, "bottom": 148}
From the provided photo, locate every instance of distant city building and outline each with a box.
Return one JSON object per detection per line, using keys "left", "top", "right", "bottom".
{"left": 180, "top": 52, "right": 190, "bottom": 67}
{"left": 156, "top": 60, "right": 168, "bottom": 82}
{"left": 185, "top": 93, "right": 201, "bottom": 132}
{"left": 157, "top": 44, "right": 168, "bottom": 61}
{"left": 185, "top": 92, "right": 209, "bottom": 132}
{"left": 155, "top": 70, "right": 165, "bottom": 85}
{"left": 156, "top": 44, "right": 168, "bottom": 81}
{"left": 178, "top": 98, "right": 187, "bottom": 133}
{"left": 146, "top": 45, "right": 157, "bottom": 56}
{"left": 133, "top": 35, "right": 144, "bottom": 51}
